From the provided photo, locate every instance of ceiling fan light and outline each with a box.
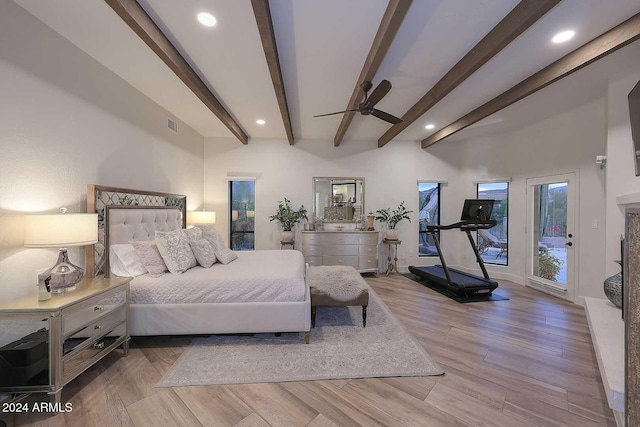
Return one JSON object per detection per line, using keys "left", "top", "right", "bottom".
{"left": 552, "top": 30, "right": 574, "bottom": 44}
{"left": 197, "top": 12, "right": 217, "bottom": 27}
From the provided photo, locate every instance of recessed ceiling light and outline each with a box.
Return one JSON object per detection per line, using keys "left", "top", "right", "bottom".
{"left": 552, "top": 30, "right": 575, "bottom": 44}
{"left": 197, "top": 12, "right": 217, "bottom": 27}
{"left": 425, "top": 124, "right": 435, "bottom": 130}
{"left": 256, "top": 119, "right": 266, "bottom": 125}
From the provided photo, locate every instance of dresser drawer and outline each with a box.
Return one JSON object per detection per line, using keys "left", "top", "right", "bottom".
{"left": 301, "top": 244, "right": 323, "bottom": 256}
{"left": 302, "top": 233, "right": 322, "bottom": 245}
{"left": 62, "top": 287, "right": 126, "bottom": 337}
{"left": 323, "top": 233, "right": 360, "bottom": 245}
{"left": 63, "top": 322, "right": 126, "bottom": 379}
{"left": 323, "top": 245, "right": 359, "bottom": 256}
{"left": 359, "top": 234, "right": 379, "bottom": 245}
{"left": 64, "top": 305, "right": 126, "bottom": 345}
{"left": 359, "top": 256, "right": 379, "bottom": 270}
{"left": 323, "top": 256, "right": 359, "bottom": 269}
{"left": 359, "top": 245, "right": 378, "bottom": 256}
{"left": 305, "top": 256, "right": 323, "bottom": 266}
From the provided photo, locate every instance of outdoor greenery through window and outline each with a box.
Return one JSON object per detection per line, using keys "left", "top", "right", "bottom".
{"left": 477, "top": 182, "right": 508, "bottom": 266}
{"left": 418, "top": 182, "right": 440, "bottom": 257}
{"left": 229, "top": 180, "right": 255, "bottom": 251}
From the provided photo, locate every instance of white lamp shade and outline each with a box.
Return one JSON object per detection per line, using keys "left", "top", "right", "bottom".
{"left": 187, "top": 210, "right": 216, "bottom": 225}
{"left": 24, "top": 213, "right": 98, "bottom": 247}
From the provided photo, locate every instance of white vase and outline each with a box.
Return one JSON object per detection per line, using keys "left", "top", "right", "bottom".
{"left": 385, "top": 229, "right": 398, "bottom": 240}
{"left": 281, "top": 230, "right": 295, "bottom": 243}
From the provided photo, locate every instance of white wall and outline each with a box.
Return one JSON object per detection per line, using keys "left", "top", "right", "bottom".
{"left": 0, "top": 1, "right": 204, "bottom": 303}
{"left": 203, "top": 137, "right": 463, "bottom": 270}
{"left": 445, "top": 99, "right": 608, "bottom": 303}
{"left": 605, "top": 71, "right": 640, "bottom": 277}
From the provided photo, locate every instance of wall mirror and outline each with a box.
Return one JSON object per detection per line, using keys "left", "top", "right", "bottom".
{"left": 313, "top": 177, "right": 364, "bottom": 222}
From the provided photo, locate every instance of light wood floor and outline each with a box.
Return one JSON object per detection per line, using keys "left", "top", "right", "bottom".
{"left": 3, "top": 275, "right": 615, "bottom": 427}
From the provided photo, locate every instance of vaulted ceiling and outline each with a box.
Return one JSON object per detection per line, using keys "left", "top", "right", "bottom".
{"left": 13, "top": 0, "right": 640, "bottom": 148}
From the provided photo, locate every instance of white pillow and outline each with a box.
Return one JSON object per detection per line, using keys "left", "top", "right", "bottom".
{"left": 215, "top": 247, "right": 238, "bottom": 265}
{"left": 189, "top": 238, "right": 217, "bottom": 268}
{"left": 130, "top": 241, "right": 168, "bottom": 277}
{"left": 196, "top": 224, "right": 227, "bottom": 251}
{"left": 109, "top": 244, "right": 147, "bottom": 277}
{"left": 155, "top": 229, "right": 198, "bottom": 274}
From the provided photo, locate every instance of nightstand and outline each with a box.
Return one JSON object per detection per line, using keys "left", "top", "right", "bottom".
{"left": 0, "top": 277, "right": 131, "bottom": 403}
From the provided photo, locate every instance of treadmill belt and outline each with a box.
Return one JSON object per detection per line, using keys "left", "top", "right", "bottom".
{"left": 409, "top": 265, "right": 498, "bottom": 291}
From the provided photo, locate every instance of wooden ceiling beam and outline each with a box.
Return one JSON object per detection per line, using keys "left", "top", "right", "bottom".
{"left": 251, "top": 0, "right": 294, "bottom": 145}
{"left": 378, "top": 0, "right": 560, "bottom": 147}
{"left": 104, "top": 0, "right": 249, "bottom": 144}
{"left": 333, "top": 0, "right": 413, "bottom": 147}
{"left": 422, "top": 12, "right": 640, "bottom": 148}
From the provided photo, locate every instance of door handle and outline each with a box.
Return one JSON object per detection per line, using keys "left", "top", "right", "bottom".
{"left": 566, "top": 241, "right": 573, "bottom": 247}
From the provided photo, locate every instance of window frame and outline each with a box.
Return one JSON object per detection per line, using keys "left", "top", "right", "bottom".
{"left": 229, "top": 180, "right": 255, "bottom": 251}
{"left": 418, "top": 181, "right": 441, "bottom": 258}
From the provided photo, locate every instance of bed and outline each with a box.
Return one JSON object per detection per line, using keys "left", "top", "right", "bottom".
{"left": 85, "top": 185, "right": 311, "bottom": 343}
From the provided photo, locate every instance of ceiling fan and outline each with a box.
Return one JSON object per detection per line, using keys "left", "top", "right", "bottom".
{"left": 314, "top": 80, "right": 402, "bottom": 124}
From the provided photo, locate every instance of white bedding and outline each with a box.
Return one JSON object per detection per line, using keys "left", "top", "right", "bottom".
{"left": 128, "top": 250, "right": 306, "bottom": 304}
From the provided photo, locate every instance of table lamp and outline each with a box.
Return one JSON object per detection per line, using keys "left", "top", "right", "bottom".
{"left": 24, "top": 208, "right": 98, "bottom": 298}
{"left": 187, "top": 210, "right": 216, "bottom": 226}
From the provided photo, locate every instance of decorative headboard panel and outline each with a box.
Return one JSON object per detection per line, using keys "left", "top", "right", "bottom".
{"left": 85, "top": 185, "right": 187, "bottom": 277}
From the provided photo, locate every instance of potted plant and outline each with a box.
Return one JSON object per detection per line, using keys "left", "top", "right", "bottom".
{"left": 269, "top": 198, "right": 308, "bottom": 243}
{"left": 375, "top": 201, "right": 413, "bottom": 240}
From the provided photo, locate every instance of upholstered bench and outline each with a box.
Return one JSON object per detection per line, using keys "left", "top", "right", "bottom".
{"left": 307, "top": 265, "right": 369, "bottom": 328}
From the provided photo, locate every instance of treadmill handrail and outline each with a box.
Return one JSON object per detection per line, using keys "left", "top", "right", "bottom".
{"left": 426, "top": 219, "right": 496, "bottom": 231}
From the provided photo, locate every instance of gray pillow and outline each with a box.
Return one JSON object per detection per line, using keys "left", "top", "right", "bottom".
{"left": 215, "top": 247, "right": 238, "bottom": 265}
{"left": 130, "top": 241, "right": 167, "bottom": 276}
{"left": 184, "top": 226, "right": 202, "bottom": 242}
{"left": 196, "top": 224, "right": 227, "bottom": 251}
{"left": 189, "top": 238, "right": 217, "bottom": 268}
{"left": 155, "top": 229, "right": 197, "bottom": 274}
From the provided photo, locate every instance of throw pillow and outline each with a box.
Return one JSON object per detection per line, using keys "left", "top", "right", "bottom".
{"left": 215, "top": 247, "right": 238, "bottom": 265}
{"left": 196, "top": 224, "right": 227, "bottom": 251}
{"left": 189, "top": 238, "right": 217, "bottom": 268}
{"left": 184, "top": 226, "right": 203, "bottom": 243}
{"left": 155, "top": 229, "right": 198, "bottom": 274}
{"left": 130, "top": 241, "right": 168, "bottom": 276}
{"left": 110, "top": 244, "right": 147, "bottom": 277}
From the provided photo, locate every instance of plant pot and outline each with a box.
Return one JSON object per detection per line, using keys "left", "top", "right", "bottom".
{"left": 281, "top": 230, "right": 295, "bottom": 243}
{"left": 385, "top": 229, "right": 398, "bottom": 240}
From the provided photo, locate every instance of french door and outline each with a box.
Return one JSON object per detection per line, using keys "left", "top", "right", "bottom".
{"left": 526, "top": 173, "right": 576, "bottom": 301}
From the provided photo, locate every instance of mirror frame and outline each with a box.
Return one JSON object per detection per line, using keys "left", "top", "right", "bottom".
{"left": 312, "top": 177, "right": 365, "bottom": 222}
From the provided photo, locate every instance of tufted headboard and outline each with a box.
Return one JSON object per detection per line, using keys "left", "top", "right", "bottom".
{"left": 85, "top": 184, "right": 187, "bottom": 278}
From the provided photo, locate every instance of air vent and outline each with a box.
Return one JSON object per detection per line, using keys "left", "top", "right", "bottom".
{"left": 168, "top": 118, "right": 178, "bottom": 133}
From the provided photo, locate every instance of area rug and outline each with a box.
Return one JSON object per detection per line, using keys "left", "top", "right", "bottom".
{"left": 402, "top": 273, "right": 509, "bottom": 303}
{"left": 156, "top": 286, "right": 443, "bottom": 387}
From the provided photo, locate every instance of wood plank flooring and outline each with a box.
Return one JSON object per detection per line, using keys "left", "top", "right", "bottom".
{"left": 2, "top": 275, "right": 616, "bottom": 427}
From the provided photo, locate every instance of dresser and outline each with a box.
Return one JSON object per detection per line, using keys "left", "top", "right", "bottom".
{"left": 0, "top": 277, "right": 130, "bottom": 403}
{"left": 301, "top": 231, "right": 379, "bottom": 274}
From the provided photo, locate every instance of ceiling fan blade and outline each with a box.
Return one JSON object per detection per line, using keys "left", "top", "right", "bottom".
{"left": 371, "top": 109, "right": 402, "bottom": 124}
{"left": 366, "top": 80, "right": 392, "bottom": 107}
{"left": 313, "top": 109, "right": 359, "bottom": 118}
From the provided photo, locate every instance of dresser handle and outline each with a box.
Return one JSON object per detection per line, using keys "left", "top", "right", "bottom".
{"left": 94, "top": 306, "right": 104, "bottom": 311}
{"left": 93, "top": 342, "right": 105, "bottom": 349}
{"left": 94, "top": 325, "right": 104, "bottom": 330}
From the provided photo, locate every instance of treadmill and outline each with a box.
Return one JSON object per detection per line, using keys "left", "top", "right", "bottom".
{"left": 409, "top": 199, "right": 499, "bottom": 298}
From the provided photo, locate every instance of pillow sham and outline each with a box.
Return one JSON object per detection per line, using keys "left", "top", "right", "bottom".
{"left": 196, "top": 224, "right": 227, "bottom": 251}
{"left": 109, "top": 244, "right": 147, "bottom": 277}
{"left": 130, "top": 241, "right": 167, "bottom": 276}
{"left": 189, "top": 238, "right": 217, "bottom": 268}
{"left": 155, "top": 229, "right": 198, "bottom": 274}
{"left": 215, "top": 247, "right": 238, "bottom": 265}
{"left": 184, "top": 226, "right": 203, "bottom": 243}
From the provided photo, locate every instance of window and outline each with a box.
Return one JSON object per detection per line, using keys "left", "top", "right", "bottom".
{"left": 418, "top": 182, "right": 440, "bottom": 257}
{"left": 477, "top": 182, "right": 509, "bottom": 265}
{"left": 229, "top": 180, "right": 255, "bottom": 251}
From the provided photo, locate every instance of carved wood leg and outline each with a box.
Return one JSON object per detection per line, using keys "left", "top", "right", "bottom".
{"left": 362, "top": 305, "right": 367, "bottom": 328}
{"left": 311, "top": 306, "right": 316, "bottom": 328}
{"left": 304, "top": 331, "right": 310, "bottom": 344}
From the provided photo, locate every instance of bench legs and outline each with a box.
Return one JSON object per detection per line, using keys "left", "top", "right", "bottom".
{"left": 311, "top": 305, "right": 368, "bottom": 328}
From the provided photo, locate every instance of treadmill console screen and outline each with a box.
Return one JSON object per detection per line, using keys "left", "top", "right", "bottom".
{"left": 461, "top": 199, "right": 494, "bottom": 222}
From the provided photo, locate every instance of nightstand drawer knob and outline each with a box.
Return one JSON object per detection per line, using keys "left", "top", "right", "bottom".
{"left": 94, "top": 306, "right": 105, "bottom": 311}
{"left": 93, "top": 342, "right": 105, "bottom": 349}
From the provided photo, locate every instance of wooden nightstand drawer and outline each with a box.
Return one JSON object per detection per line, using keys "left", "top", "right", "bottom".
{"left": 323, "top": 233, "right": 360, "bottom": 245}
{"left": 302, "top": 233, "right": 322, "bottom": 245}
{"left": 359, "top": 245, "right": 378, "bottom": 256}
{"left": 359, "top": 234, "right": 379, "bottom": 245}
{"left": 323, "top": 245, "right": 359, "bottom": 256}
